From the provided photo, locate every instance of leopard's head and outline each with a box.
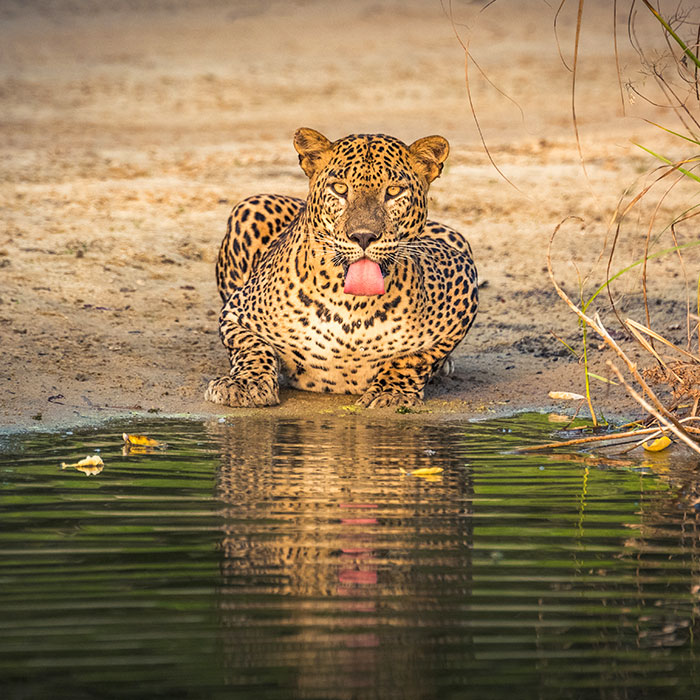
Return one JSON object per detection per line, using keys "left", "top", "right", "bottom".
{"left": 294, "top": 128, "right": 449, "bottom": 294}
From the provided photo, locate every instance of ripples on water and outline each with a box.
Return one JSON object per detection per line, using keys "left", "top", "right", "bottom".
{"left": 1, "top": 414, "right": 699, "bottom": 699}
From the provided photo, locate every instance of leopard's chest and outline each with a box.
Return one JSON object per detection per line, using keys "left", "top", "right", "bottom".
{"left": 256, "top": 280, "right": 429, "bottom": 393}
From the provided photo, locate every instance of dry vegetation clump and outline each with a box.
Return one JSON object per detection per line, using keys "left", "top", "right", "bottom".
{"left": 643, "top": 361, "right": 700, "bottom": 408}
{"left": 479, "top": 0, "right": 700, "bottom": 455}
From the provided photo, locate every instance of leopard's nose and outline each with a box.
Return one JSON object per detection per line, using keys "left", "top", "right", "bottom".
{"left": 348, "top": 229, "right": 380, "bottom": 250}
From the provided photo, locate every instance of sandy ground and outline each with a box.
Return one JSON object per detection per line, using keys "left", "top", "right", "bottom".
{"left": 1, "top": 0, "right": 698, "bottom": 432}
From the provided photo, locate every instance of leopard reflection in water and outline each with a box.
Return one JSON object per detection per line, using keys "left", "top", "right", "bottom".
{"left": 209, "top": 418, "right": 474, "bottom": 697}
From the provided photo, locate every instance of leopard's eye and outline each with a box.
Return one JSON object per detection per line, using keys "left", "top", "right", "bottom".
{"left": 330, "top": 182, "right": 348, "bottom": 196}
{"left": 386, "top": 185, "right": 404, "bottom": 199}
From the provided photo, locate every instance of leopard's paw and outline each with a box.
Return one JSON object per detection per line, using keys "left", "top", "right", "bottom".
{"left": 356, "top": 387, "right": 423, "bottom": 409}
{"left": 205, "top": 375, "right": 279, "bottom": 407}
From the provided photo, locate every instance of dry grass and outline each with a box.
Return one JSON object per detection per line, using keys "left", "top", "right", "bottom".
{"left": 462, "top": 1, "right": 700, "bottom": 455}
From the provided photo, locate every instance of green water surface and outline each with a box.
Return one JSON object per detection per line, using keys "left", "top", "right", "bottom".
{"left": 1, "top": 414, "right": 699, "bottom": 699}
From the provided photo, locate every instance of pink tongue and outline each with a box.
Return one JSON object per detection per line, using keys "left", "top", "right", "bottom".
{"left": 344, "top": 258, "right": 385, "bottom": 296}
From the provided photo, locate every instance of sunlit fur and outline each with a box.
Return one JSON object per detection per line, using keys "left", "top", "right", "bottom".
{"left": 206, "top": 130, "right": 478, "bottom": 408}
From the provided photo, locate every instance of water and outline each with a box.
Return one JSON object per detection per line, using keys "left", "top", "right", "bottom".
{"left": 1, "top": 414, "right": 699, "bottom": 699}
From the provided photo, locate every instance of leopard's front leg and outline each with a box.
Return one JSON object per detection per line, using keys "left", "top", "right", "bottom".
{"left": 357, "top": 344, "right": 452, "bottom": 408}
{"left": 205, "top": 311, "right": 280, "bottom": 407}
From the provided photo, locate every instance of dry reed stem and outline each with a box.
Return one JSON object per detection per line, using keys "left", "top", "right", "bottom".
{"left": 668, "top": 221, "right": 693, "bottom": 350}
{"left": 515, "top": 426, "right": 677, "bottom": 452}
{"left": 444, "top": 1, "right": 523, "bottom": 195}
{"left": 517, "top": 413, "right": 700, "bottom": 454}
{"left": 554, "top": 0, "right": 573, "bottom": 72}
{"left": 570, "top": 0, "right": 592, "bottom": 188}
{"left": 606, "top": 167, "right": 687, "bottom": 330}
{"left": 624, "top": 321, "right": 676, "bottom": 377}
{"left": 516, "top": 421, "right": 700, "bottom": 453}
{"left": 626, "top": 318, "right": 700, "bottom": 363}
{"left": 639, "top": 173, "right": 685, "bottom": 336}
{"left": 616, "top": 416, "right": 700, "bottom": 454}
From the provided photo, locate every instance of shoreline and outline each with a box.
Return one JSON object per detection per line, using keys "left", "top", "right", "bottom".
{"left": 0, "top": 372, "right": 640, "bottom": 438}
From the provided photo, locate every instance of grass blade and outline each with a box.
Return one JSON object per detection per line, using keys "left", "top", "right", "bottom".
{"left": 634, "top": 143, "right": 700, "bottom": 183}
{"left": 625, "top": 318, "right": 700, "bottom": 363}
{"left": 642, "top": 119, "right": 700, "bottom": 147}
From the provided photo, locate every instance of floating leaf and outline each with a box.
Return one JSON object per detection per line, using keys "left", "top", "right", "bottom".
{"left": 61, "top": 455, "right": 104, "bottom": 476}
{"left": 123, "top": 433, "right": 166, "bottom": 448}
{"left": 642, "top": 436, "right": 672, "bottom": 452}
{"left": 548, "top": 391, "right": 585, "bottom": 401}
{"left": 61, "top": 455, "right": 104, "bottom": 468}
{"left": 400, "top": 467, "right": 444, "bottom": 477}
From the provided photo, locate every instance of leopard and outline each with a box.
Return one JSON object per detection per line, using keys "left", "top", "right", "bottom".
{"left": 205, "top": 127, "right": 478, "bottom": 408}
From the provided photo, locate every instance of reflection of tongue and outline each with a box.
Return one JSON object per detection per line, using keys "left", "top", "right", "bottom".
{"left": 344, "top": 259, "right": 385, "bottom": 296}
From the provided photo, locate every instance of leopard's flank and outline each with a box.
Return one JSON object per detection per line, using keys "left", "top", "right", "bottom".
{"left": 205, "top": 128, "right": 478, "bottom": 408}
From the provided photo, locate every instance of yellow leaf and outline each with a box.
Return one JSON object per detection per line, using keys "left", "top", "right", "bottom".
{"left": 548, "top": 391, "right": 585, "bottom": 401}
{"left": 642, "top": 436, "right": 672, "bottom": 452}
{"left": 123, "top": 433, "right": 166, "bottom": 448}
{"left": 61, "top": 455, "right": 104, "bottom": 476}
{"left": 400, "top": 466, "right": 444, "bottom": 477}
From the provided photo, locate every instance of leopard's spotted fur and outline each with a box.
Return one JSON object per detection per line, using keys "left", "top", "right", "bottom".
{"left": 205, "top": 128, "right": 478, "bottom": 408}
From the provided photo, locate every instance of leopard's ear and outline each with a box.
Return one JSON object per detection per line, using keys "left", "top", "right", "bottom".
{"left": 408, "top": 135, "right": 450, "bottom": 183}
{"left": 294, "top": 128, "right": 333, "bottom": 179}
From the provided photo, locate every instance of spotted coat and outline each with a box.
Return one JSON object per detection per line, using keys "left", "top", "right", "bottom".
{"left": 205, "top": 129, "right": 478, "bottom": 408}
